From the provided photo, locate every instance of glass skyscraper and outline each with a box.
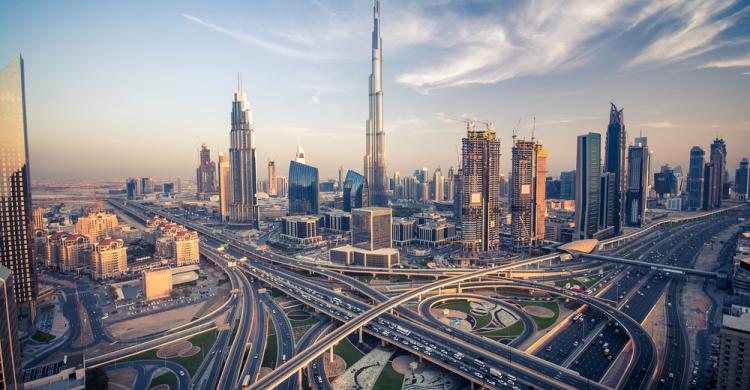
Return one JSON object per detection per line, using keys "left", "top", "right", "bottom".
{"left": 228, "top": 80, "right": 259, "bottom": 228}
{"left": 687, "top": 146, "right": 705, "bottom": 210}
{"left": 288, "top": 160, "right": 319, "bottom": 215}
{"left": 0, "top": 55, "right": 38, "bottom": 315}
{"left": 575, "top": 132, "right": 601, "bottom": 240}
{"left": 626, "top": 142, "right": 650, "bottom": 227}
{"left": 604, "top": 103, "right": 626, "bottom": 235}
{"left": 343, "top": 170, "right": 369, "bottom": 212}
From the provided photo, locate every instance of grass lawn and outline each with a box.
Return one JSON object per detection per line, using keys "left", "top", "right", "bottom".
{"left": 31, "top": 330, "right": 56, "bottom": 343}
{"left": 373, "top": 362, "right": 404, "bottom": 390}
{"left": 149, "top": 371, "right": 178, "bottom": 390}
{"left": 554, "top": 279, "right": 585, "bottom": 289}
{"left": 262, "top": 334, "right": 278, "bottom": 368}
{"left": 477, "top": 320, "right": 524, "bottom": 340}
{"left": 435, "top": 300, "right": 471, "bottom": 314}
{"left": 107, "top": 330, "right": 217, "bottom": 377}
{"left": 290, "top": 316, "right": 319, "bottom": 328}
{"left": 519, "top": 301, "right": 560, "bottom": 330}
{"left": 334, "top": 338, "right": 364, "bottom": 368}
{"left": 580, "top": 274, "right": 603, "bottom": 287}
{"left": 269, "top": 288, "right": 285, "bottom": 298}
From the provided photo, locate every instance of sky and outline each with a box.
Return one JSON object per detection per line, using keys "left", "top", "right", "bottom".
{"left": 1, "top": 0, "right": 750, "bottom": 182}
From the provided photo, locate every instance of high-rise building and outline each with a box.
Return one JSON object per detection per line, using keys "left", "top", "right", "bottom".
{"left": 218, "top": 153, "right": 230, "bottom": 222}
{"left": 163, "top": 182, "right": 174, "bottom": 194}
{"left": 687, "top": 147, "right": 706, "bottom": 210}
{"left": 57, "top": 234, "right": 92, "bottom": 272}
{"left": 0, "top": 55, "right": 38, "bottom": 314}
{"left": 710, "top": 138, "right": 727, "bottom": 207}
{"left": 559, "top": 170, "right": 576, "bottom": 200}
{"left": 173, "top": 230, "right": 199, "bottom": 266}
{"left": 196, "top": 143, "right": 217, "bottom": 199}
{"left": 338, "top": 166, "right": 344, "bottom": 194}
{"left": 446, "top": 167, "right": 455, "bottom": 202}
{"left": 343, "top": 170, "right": 369, "bottom": 212}
{"left": 717, "top": 305, "right": 750, "bottom": 390}
{"left": 228, "top": 79, "right": 259, "bottom": 228}
{"left": 625, "top": 142, "right": 650, "bottom": 227}
{"left": 141, "top": 177, "right": 154, "bottom": 194}
{"left": 295, "top": 145, "right": 306, "bottom": 164}
{"left": 289, "top": 160, "right": 319, "bottom": 215}
{"left": 31, "top": 206, "right": 47, "bottom": 231}
{"left": 654, "top": 164, "right": 679, "bottom": 198}
{"left": 604, "top": 103, "right": 627, "bottom": 235}
{"left": 735, "top": 158, "right": 749, "bottom": 200}
{"left": 75, "top": 211, "right": 119, "bottom": 243}
{"left": 0, "top": 266, "right": 22, "bottom": 390}
{"left": 575, "top": 132, "right": 602, "bottom": 240}
{"left": 703, "top": 162, "right": 717, "bottom": 211}
{"left": 433, "top": 168, "right": 444, "bottom": 201}
{"left": 351, "top": 207, "right": 392, "bottom": 251}
{"left": 267, "top": 160, "right": 277, "bottom": 197}
{"left": 460, "top": 121, "right": 501, "bottom": 254}
{"left": 91, "top": 238, "right": 127, "bottom": 280}
{"left": 510, "top": 138, "right": 547, "bottom": 251}
{"left": 363, "top": 0, "right": 390, "bottom": 207}
{"left": 276, "top": 176, "right": 288, "bottom": 198}
{"left": 126, "top": 178, "right": 138, "bottom": 200}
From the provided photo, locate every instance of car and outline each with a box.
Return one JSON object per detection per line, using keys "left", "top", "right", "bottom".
{"left": 179, "top": 371, "right": 185, "bottom": 376}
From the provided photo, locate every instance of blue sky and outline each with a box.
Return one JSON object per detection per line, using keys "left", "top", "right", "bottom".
{"left": 1, "top": 0, "right": 749, "bottom": 181}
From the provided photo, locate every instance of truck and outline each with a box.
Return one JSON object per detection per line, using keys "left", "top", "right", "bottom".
{"left": 396, "top": 326, "right": 411, "bottom": 336}
{"left": 490, "top": 368, "right": 503, "bottom": 378}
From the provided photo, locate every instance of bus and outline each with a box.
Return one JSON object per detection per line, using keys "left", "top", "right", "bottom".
{"left": 396, "top": 326, "right": 411, "bottom": 336}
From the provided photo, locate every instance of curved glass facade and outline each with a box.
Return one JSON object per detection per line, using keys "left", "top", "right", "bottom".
{"left": 289, "top": 160, "right": 319, "bottom": 215}
{"left": 343, "top": 170, "right": 369, "bottom": 211}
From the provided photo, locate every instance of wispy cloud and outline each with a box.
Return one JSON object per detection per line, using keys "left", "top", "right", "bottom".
{"left": 700, "top": 54, "right": 750, "bottom": 68}
{"left": 181, "top": 13, "right": 325, "bottom": 61}
{"left": 639, "top": 120, "right": 679, "bottom": 129}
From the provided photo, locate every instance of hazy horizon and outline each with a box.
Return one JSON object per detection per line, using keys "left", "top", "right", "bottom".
{"left": 2, "top": 0, "right": 749, "bottom": 182}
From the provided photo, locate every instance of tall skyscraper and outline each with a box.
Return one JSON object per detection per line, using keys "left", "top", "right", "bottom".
{"left": 687, "top": 147, "right": 706, "bottom": 210}
{"left": 0, "top": 55, "right": 37, "bottom": 315}
{"left": 343, "top": 170, "right": 369, "bottom": 212}
{"left": 351, "top": 207, "right": 392, "bottom": 251}
{"left": 276, "top": 176, "right": 288, "bottom": 198}
{"left": 295, "top": 145, "right": 306, "bottom": 164}
{"left": 446, "top": 166, "right": 455, "bottom": 202}
{"left": 140, "top": 177, "right": 154, "bottom": 194}
{"left": 288, "top": 160, "right": 319, "bottom": 215}
{"left": 338, "top": 166, "right": 344, "bottom": 194}
{"left": 575, "top": 132, "right": 602, "bottom": 240}
{"left": 625, "top": 141, "right": 650, "bottom": 227}
{"left": 228, "top": 79, "right": 259, "bottom": 229}
{"left": 654, "top": 164, "right": 678, "bottom": 198}
{"left": 510, "top": 137, "right": 547, "bottom": 251}
{"left": 218, "top": 153, "right": 230, "bottom": 222}
{"left": 559, "top": 170, "right": 576, "bottom": 200}
{"left": 0, "top": 266, "right": 21, "bottom": 390}
{"left": 126, "top": 178, "right": 138, "bottom": 200}
{"left": 364, "top": 0, "right": 390, "bottom": 207}
{"left": 460, "top": 121, "right": 501, "bottom": 254}
{"left": 703, "top": 162, "right": 717, "bottom": 211}
{"left": 196, "top": 143, "right": 217, "bottom": 199}
{"left": 267, "top": 160, "right": 277, "bottom": 197}
{"left": 604, "top": 103, "right": 627, "bottom": 235}
{"left": 735, "top": 158, "right": 749, "bottom": 200}
{"left": 710, "top": 138, "right": 727, "bottom": 207}
{"left": 717, "top": 305, "right": 750, "bottom": 390}
{"left": 433, "top": 168, "right": 444, "bottom": 201}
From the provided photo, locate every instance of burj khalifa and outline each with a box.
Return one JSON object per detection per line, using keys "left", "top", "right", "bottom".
{"left": 364, "top": 0, "right": 390, "bottom": 206}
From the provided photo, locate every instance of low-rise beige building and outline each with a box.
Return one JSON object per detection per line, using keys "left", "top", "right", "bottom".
{"left": 92, "top": 239, "right": 127, "bottom": 280}
{"left": 75, "top": 211, "right": 119, "bottom": 243}
{"left": 173, "top": 230, "right": 200, "bottom": 266}
{"left": 142, "top": 268, "right": 173, "bottom": 301}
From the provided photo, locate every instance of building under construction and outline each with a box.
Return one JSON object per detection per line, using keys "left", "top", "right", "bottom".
{"left": 510, "top": 137, "right": 547, "bottom": 252}
{"left": 460, "top": 121, "right": 502, "bottom": 255}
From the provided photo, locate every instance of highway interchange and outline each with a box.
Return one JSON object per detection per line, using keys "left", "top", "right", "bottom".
{"left": 94, "top": 199, "right": 747, "bottom": 390}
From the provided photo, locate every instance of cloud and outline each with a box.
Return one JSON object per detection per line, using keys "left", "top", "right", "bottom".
{"left": 181, "top": 13, "right": 325, "bottom": 60}
{"left": 700, "top": 54, "right": 750, "bottom": 68}
{"left": 301, "top": 84, "right": 341, "bottom": 104}
{"left": 639, "top": 121, "right": 679, "bottom": 129}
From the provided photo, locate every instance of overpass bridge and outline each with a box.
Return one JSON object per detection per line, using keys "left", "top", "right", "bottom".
{"left": 581, "top": 253, "right": 727, "bottom": 282}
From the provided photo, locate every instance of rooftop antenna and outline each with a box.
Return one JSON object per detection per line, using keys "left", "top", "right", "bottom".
{"left": 237, "top": 72, "right": 242, "bottom": 92}
{"left": 512, "top": 117, "right": 521, "bottom": 143}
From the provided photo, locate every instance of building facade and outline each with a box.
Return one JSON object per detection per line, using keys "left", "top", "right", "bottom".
{"left": 625, "top": 142, "right": 650, "bottom": 227}
{"left": 735, "top": 158, "right": 749, "bottom": 200}
{"left": 510, "top": 138, "right": 547, "bottom": 251}
{"left": 351, "top": 207, "right": 392, "bottom": 251}
{"left": 710, "top": 138, "right": 727, "bottom": 207}
{"left": 575, "top": 132, "right": 602, "bottom": 240}
{"left": 288, "top": 160, "right": 319, "bottom": 215}
{"left": 75, "top": 211, "right": 119, "bottom": 243}
{"left": 228, "top": 82, "right": 260, "bottom": 228}
{"left": 604, "top": 103, "right": 627, "bottom": 235}
{"left": 460, "top": 122, "right": 502, "bottom": 254}
{"left": 0, "top": 266, "right": 22, "bottom": 390}
{"left": 173, "top": 230, "right": 199, "bottom": 267}
{"left": 281, "top": 215, "right": 323, "bottom": 244}
{"left": 218, "top": 152, "right": 230, "bottom": 222}
{"left": 559, "top": 170, "right": 576, "bottom": 200}
{"left": 718, "top": 305, "right": 750, "bottom": 390}
{"left": 343, "top": 170, "right": 369, "bottom": 212}
{"left": 92, "top": 239, "right": 127, "bottom": 280}
{"left": 0, "top": 55, "right": 38, "bottom": 313}
{"left": 267, "top": 160, "right": 277, "bottom": 197}
{"left": 196, "top": 143, "right": 217, "bottom": 199}
{"left": 687, "top": 146, "right": 706, "bottom": 210}
{"left": 142, "top": 267, "right": 172, "bottom": 301}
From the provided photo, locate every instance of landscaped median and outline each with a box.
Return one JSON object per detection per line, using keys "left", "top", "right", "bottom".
{"left": 107, "top": 329, "right": 217, "bottom": 376}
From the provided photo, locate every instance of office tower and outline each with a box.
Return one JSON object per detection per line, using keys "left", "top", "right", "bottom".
{"left": 218, "top": 153, "right": 230, "bottom": 222}
{"left": 654, "top": 164, "right": 678, "bottom": 198}
{"left": 392, "top": 171, "right": 401, "bottom": 199}
{"left": 91, "top": 238, "right": 127, "bottom": 280}
{"left": 75, "top": 211, "right": 119, "bottom": 243}
{"left": 289, "top": 160, "right": 319, "bottom": 215}
{"left": 338, "top": 166, "right": 344, "bottom": 194}
{"left": 625, "top": 142, "right": 649, "bottom": 227}
{"left": 265, "top": 160, "right": 277, "bottom": 197}
{"left": 173, "top": 230, "right": 199, "bottom": 266}
{"left": 559, "top": 170, "right": 576, "bottom": 200}
{"left": 276, "top": 176, "right": 288, "bottom": 198}
{"left": 687, "top": 147, "right": 706, "bottom": 210}
{"left": 141, "top": 177, "right": 154, "bottom": 194}
{"left": 126, "top": 178, "right": 138, "bottom": 200}
{"left": 703, "top": 162, "right": 716, "bottom": 210}
{"left": 196, "top": 143, "right": 217, "bottom": 199}
{"left": 460, "top": 121, "right": 501, "bottom": 254}
{"left": 604, "top": 103, "right": 627, "bottom": 235}
{"left": 545, "top": 177, "right": 560, "bottom": 199}
{"left": 419, "top": 182, "right": 429, "bottom": 202}
{"left": 599, "top": 172, "right": 615, "bottom": 230}
{"left": 228, "top": 79, "right": 259, "bottom": 229}
{"left": 433, "top": 168, "right": 444, "bottom": 201}
{"left": 710, "top": 138, "right": 727, "bottom": 207}
{"left": 0, "top": 266, "right": 21, "bottom": 390}
{"left": 717, "top": 305, "right": 750, "bottom": 390}
{"left": 0, "top": 55, "right": 38, "bottom": 314}
{"left": 446, "top": 167, "right": 455, "bottom": 202}
{"left": 575, "top": 133, "right": 602, "bottom": 240}
{"left": 343, "top": 170, "right": 369, "bottom": 212}
{"left": 31, "top": 207, "right": 46, "bottom": 231}
{"left": 176, "top": 178, "right": 182, "bottom": 193}
{"left": 363, "top": 0, "right": 390, "bottom": 207}
{"left": 163, "top": 182, "right": 174, "bottom": 194}
{"left": 452, "top": 169, "right": 462, "bottom": 219}
{"left": 735, "top": 158, "right": 749, "bottom": 200}
{"left": 351, "top": 207, "right": 392, "bottom": 251}
{"left": 510, "top": 138, "right": 548, "bottom": 251}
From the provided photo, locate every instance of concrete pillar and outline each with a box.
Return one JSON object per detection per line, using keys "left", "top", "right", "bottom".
{"left": 329, "top": 346, "right": 335, "bottom": 362}
{"left": 298, "top": 369, "right": 303, "bottom": 390}
{"left": 457, "top": 282, "right": 462, "bottom": 294}
{"left": 358, "top": 327, "right": 363, "bottom": 343}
